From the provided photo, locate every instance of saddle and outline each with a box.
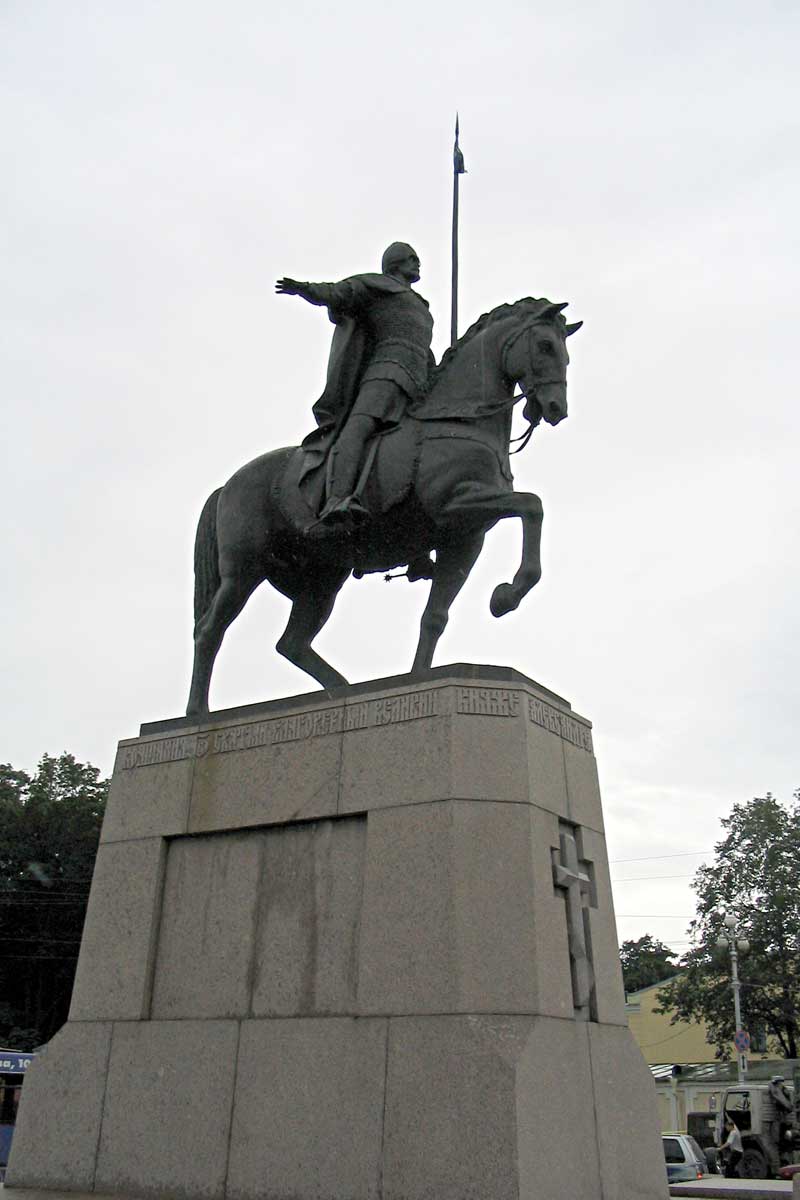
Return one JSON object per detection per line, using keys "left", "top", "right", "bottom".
{"left": 273, "top": 418, "right": 424, "bottom": 536}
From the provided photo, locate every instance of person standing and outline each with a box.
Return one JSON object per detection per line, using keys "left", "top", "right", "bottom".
{"left": 718, "top": 1118, "right": 744, "bottom": 1177}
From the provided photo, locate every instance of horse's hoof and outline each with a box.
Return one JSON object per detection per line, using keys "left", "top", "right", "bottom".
{"left": 490, "top": 583, "right": 519, "bottom": 618}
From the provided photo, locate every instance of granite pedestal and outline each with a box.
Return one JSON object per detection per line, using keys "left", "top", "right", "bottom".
{"left": 6, "top": 665, "right": 667, "bottom": 1200}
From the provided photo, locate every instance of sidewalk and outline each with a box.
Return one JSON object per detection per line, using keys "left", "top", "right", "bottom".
{"left": 670, "top": 1179, "right": 793, "bottom": 1198}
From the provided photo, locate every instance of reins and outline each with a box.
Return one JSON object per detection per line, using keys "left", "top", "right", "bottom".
{"left": 509, "top": 418, "right": 536, "bottom": 455}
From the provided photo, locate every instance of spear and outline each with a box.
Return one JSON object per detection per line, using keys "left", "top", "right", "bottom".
{"left": 451, "top": 113, "right": 467, "bottom": 348}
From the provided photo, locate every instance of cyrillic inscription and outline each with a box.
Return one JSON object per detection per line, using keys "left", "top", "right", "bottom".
{"left": 456, "top": 687, "right": 520, "bottom": 717}
{"left": 372, "top": 690, "right": 439, "bottom": 724}
{"left": 528, "top": 698, "right": 593, "bottom": 753}
{"left": 271, "top": 706, "right": 346, "bottom": 744}
{"left": 122, "top": 689, "right": 440, "bottom": 769}
{"left": 121, "top": 736, "right": 197, "bottom": 770}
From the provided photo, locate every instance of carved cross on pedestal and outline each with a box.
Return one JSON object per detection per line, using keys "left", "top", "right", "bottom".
{"left": 552, "top": 827, "right": 597, "bottom": 1021}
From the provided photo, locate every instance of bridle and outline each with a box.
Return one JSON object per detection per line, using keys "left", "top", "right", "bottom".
{"left": 500, "top": 318, "right": 566, "bottom": 454}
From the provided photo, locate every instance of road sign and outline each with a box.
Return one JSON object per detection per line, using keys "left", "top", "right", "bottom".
{"left": 734, "top": 1029, "right": 750, "bottom": 1052}
{"left": 739, "top": 1052, "right": 748, "bottom": 1076}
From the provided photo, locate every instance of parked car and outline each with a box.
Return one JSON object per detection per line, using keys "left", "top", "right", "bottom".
{"left": 663, "top": 1133, "right": 709, "bottom": 1182}
{"left": 777, "top": 1163, "right": 800, "bottom": 1181}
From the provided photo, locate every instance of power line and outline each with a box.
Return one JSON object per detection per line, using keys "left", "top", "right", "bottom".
{"left": 0, "top": 889, "right": 91, "bottom": 896}
{"left": 0, "top": 954, "right": 79, "bottom": 961}
{"left": 611, "top": 874, "right": 695, "bottom": 882}
{"left": 639, "top": 1027, "right": 700, "bottom": 1050}
{"left": 609, "top": 851, "right": 712, "bottom": 864}
{"left": 0, "top": 878, "right": 94, "bottom": 886}
{"left": 0, "top": 936, "right": 82, "bottom": 946}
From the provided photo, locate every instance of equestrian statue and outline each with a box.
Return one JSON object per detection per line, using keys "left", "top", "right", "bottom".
{"left": 186, "top": 241, "right": 581, "bottom": 715}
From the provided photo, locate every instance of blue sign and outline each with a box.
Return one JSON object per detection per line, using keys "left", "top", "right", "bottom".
{"left": 0, "top": 1053, "right": 33, "bottom": 1074}
{"left": 733, "top": 1030, "right": 750, "bottom": 1053}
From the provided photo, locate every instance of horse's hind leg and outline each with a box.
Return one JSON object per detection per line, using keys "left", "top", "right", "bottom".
{"left": 187, "top": 571, "right": 259, "bottom": 715}
{"left": 276, "top": 574, "right": 350, "bottom": 690}
{"left": 412, "top": 532, "right": 484, "bottom": 673}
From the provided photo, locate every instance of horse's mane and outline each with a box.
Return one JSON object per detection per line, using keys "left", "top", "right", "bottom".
{"left": 431, "top": 296, "right": 563, "bottom": 384}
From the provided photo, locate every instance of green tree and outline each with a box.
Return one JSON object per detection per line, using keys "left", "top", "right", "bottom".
{"left": 619, "top": 934, "right": 678, "bottom": 994}
{"left": 0, "top": 753, "right": 108, "bottom": 1049}
{"left": 657, "top": 791, "right": 800, "bottom": 1060}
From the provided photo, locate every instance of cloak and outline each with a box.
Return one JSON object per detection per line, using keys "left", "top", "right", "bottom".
{"left": 299, "top": 274, "right": 429, "bottom": 488}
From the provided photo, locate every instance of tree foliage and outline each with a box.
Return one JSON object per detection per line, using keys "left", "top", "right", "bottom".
{"left": 657, "top": 791, "right": 800, "bottom": 1060}
{"left": 0, "top": 753, "right": 107, "bottom": 1049}
{"left": 619, "top": 934, "right": 678, "bottom": 994}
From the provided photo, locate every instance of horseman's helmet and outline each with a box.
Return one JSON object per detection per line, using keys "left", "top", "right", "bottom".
{"left": 381, "top": 242, "right": 418, "bottom": 274}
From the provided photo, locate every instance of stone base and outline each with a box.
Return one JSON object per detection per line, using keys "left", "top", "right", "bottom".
{"left": 7, "top": 666, "right": 667, "bottom": 1200}
{"left": 2, "top": 1193, "right": 132, "bottom": 1199}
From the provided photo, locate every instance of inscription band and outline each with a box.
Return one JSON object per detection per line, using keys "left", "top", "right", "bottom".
{"left": 528, "top": 697, "right": 593, "bottom": 752}
{"left": 122, "top": 689, "right": 441, "bottom": 770}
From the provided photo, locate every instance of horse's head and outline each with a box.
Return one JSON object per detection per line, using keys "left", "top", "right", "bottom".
{"left": 501, "top": 302, "right": 582, "bottom": 430}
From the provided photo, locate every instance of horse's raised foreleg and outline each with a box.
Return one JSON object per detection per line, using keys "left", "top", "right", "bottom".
{"left": 187, "top": 571, "right": 259, "bottom": 715}
{"left": 488, "top": 492, "right": 544, "bottom": 617}
{"left": 433, "top": 485, "right": 544, "bottom": 619}
{"left": 412, "top": 533, "right": 485, "bottom": 673}
{"left": 276, "top": 575, "right": 350, "bottom": 690}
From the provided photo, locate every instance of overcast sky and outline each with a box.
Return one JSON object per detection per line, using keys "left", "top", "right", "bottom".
{"left": 3, "top": 0, "right": 798, "bottom": 956}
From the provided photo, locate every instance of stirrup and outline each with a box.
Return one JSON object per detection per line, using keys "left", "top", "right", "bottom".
{"left": 305, "top": 495, "right": 370, "bottom": 535}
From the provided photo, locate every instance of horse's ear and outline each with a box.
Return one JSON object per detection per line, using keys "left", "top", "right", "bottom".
{"left": 565, "top": 321, "right": 583, "bottom": 337}
{"left": 542, "top": 301, "right": 569, "bottom": 317}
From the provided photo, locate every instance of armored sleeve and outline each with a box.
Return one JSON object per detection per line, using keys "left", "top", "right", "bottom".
{"left": 297, "top": 279, "right": 364, "bottom": 317}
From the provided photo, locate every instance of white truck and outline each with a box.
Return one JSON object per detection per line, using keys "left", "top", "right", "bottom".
{"left": 714, "top": 1080, "right": 797, "bottom": 1179}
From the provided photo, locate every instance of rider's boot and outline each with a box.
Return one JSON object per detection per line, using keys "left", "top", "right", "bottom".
{"left": 316, "top": 494, "right": 371, "bottom": 528}
{"left": 310, "top": 416, "right": 377, "bottom": 531}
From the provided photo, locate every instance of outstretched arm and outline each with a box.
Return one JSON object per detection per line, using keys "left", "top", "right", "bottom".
{"left": 275, "top": 277, "right": 359, "bottom": 312}
{"left": 275, "top": 277, "right": 309, "bottom": 297}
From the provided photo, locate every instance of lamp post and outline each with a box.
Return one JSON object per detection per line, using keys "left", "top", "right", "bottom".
{"left": 717, "top": 912, "right": 750, "bottom": 1083}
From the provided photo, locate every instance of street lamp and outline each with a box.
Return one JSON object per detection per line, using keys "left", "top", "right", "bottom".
{"left": 716, "top": 911, "right": 750, "bottom": 1083}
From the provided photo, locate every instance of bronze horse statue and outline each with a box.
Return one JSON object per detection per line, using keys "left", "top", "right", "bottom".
{"left": 187, "top": 297, "right": 581, "bottom": 715}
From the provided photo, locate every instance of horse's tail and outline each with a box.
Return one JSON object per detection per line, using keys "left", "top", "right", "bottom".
{"left": 193, "top": 488, "right": 222, "bottom": 628}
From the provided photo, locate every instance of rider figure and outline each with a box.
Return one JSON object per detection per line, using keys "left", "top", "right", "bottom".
{"left": 276, "top": 243, "right": 434, "bottom": 528}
